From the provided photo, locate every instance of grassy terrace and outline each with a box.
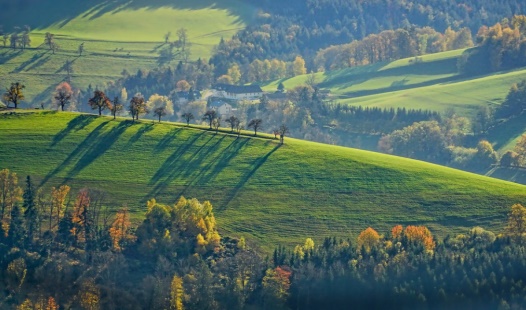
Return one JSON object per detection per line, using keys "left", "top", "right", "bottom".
{"left": 1, "top": 112, "right": 526, "bottom": 251}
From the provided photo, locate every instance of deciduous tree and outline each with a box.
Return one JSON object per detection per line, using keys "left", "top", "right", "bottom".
{"left": 248, "top": 118, "right": 263, "bottom": 136}
{"left": 53, "top": 82, "right": 73, "bottom": 111}
{"left": 109, "top": 208, "right": 134, "bottom": 252}
{"left": 202, "top": 110, "right": 218, "bottom": 129}
{"left": 110, "top": 96, "right": 123, "bottom": 119}
{"left": 3, "top": 82, "right": 25, "bottom": 109}
{"left": 182, "top": 112, "right": 194, "bottom": 126}
{"left": 129, "top": 94, "right": 148, "bottom": 121}
{"left": 0, "top": 169, "right": 22, "bottom": 221}
{"left": 357, "top": 227, "right": 380, "bottom": 253}
{"left": 225, "top": 115, "right": 239, "bottom": 132}
{"left": 88, "top": 90, "right": 112, "bottom": 116}
{"left": 148, "top": 94, "right": 174, "bottom": 123}
{"left": 506, "top": 203, "right": 526, "bottom": 243}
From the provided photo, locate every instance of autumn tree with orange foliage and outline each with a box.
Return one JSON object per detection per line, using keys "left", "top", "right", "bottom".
{"left": 262, "top": 266, "right": 291, "bottom": 309}
{"left": 71, "top": 189, "right": 90, "bottom": 245}
{"left": 404, "top": 225, "right": 435, "bottom": 251}
{"left": 357, "top": 227, "right": 380, "bottom": 253}
{"left": 109, "top": 208, "right": 134, "bottom": 251}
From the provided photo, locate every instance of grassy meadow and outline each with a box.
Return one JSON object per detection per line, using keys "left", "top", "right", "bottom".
{"left": 0, "top": 0, "right": 255, "bottom": 104}
{"left": 1, "top": 111, "right": 526, "bottom": 251}
{"left": 262, "top": 49, "right": 526, "bottom": 118}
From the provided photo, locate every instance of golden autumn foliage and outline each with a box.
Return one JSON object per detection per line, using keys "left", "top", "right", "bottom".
{"left": 170, "top": 275, "right": 184, "bottom": 310}
{"left": 71, "top": 189, "right": 90, "bottom": 243}
{"left": 506, "top": 203, "right": 526, "bottom": 242}
{"left": 357, "top": 227, "right": 380, "bottom": 252}
{"left": 79, "top": 280, "right": 100, "bottom": 310}
{"left": 137, "top": 197, "right": 221, "bottom": 257}
{"left": 0, "top": 168, "right": 23, "bottom": 231}
{"left": 391, "top": 225, "right": 403, "bottom": 239}
{"left": 50, "top": 185, "right": 70, "bottom": 231}
{"left": 404, "top": 225, "right": 435, "bottom": 251}
{"left": 109, "top": 207, "right": 135, "bottom": 251}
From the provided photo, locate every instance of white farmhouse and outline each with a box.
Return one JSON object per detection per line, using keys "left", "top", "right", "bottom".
{"left": 209, "top": 101, "right": 233, "bottom": 116}
{"left": 212, "top": 84, "right": 263, "bottom": 101}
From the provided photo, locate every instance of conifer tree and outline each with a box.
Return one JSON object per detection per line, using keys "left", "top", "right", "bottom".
{"left": 22, "top": 176, "right": 37, "bottom": 246}
{"left": 7, "top": 205, "right": 25, "bottom": 248}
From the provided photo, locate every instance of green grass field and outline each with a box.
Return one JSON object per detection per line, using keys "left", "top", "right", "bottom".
{"left": 262, "top": 49, "right": 526, "bottom": 118}
{"left": 0, "top": 0, "right": 255, "bottom": 105}
{"left": 1, "top": 111, "right": 526, "bottom": 251}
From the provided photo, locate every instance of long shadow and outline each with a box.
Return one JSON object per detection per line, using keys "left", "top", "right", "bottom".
{"left": 1, "top": 0, "right": 250, "bottom": 31}
{"left": 11, "top": 52, "right": 47, "bottom": 73}
{"left": 40, "top": 121, "right": 110, "bottom": 186}
{"left": 196, "top": 137, "right": 250, "bottom": 185}
{"left": 154, "top": 127, "right": 183, "bottom": 153}
{"left": 126, "top": 123, "right": 154, "bottom": 146}
{"left": 64, "top": 121, "right": 131, "bottom": 181}
{"left": 221, "top": 144, "right": 281, "bottom": 208}
{"left": 145, "top": 131, "right": 207, "bottom": 198}
{"left": 51, "top": 114, "right": 97, "bottom": 146}
{"left": 25, "top": 54, "right": 51, "bottom": 71}
{"left": 486, "top": 112, "right": 526, "bottom": 149}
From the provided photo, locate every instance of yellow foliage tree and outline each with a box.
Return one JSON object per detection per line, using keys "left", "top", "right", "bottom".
{"left": 0, "top": 168, "right": 22, "bottom": 223}
{"left": 404, "top": 225, "right": 435, "bottom": 251}
{"left": 292, "top": 55, "right": 307, "bottom": 76}
{"left": 506, "top": 203, "right": 526, "bottom": 242}
{"left": 357, "top": 227, "right": 380, "bottom": 252}
{"left": 50, "top": 185, "right": 70, "bottom": 231}
{"left": 170, "top": 275, "right": 184, "bottom": 310}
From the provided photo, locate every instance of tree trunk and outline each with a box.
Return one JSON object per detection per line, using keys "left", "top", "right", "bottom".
{"left": 61, "top": 104, "right": 65, "bottom": 111}
{"left": 158, "top": 115, "right": 161, "bottom": 123}
{"left": 98, "top": 106, "right": 102, "bottom": 116}
{"left": 14, "top": 101, "right": 18, "bottom": 109}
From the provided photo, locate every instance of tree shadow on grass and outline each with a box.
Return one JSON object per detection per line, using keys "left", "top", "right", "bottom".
{"left": 126, "top": 123, "right": 154, "bottom": 147}
{"left": 51, "top": 114, "right": 96, "bottom": 146}
{"left": 40, "top": 121, "right": 111, "bottom": 186}
{"left": 154, "top": 127, "right": 183, "bottom": 153}
{"left": 220, "top": 143, "right": 281, "bottom": 208}
{"left": 64, "top": 121, "right": 132, "bottom": 182}
{"left": 146, "top": 131, "right": 208, "bottom": 198}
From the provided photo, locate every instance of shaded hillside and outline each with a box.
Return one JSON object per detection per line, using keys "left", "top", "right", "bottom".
{"left": 1, "top": 112, "right": 526, "bottom": 249}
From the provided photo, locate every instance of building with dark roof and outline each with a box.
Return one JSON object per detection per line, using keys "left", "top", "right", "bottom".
{"left": 212, "top": 84, "right": 264, "bottom": 100}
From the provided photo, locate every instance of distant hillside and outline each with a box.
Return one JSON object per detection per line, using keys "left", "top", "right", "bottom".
{"left": 0, "top": 0, "right": 255, "bottom": 104}
{"left": 263, "top": 49, "right": 526, "bottom": 118}
{"left": 1, "top": 111, "right": 525, "bottom": 250}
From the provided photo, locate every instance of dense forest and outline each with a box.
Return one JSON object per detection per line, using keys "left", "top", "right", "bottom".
{"left": 210, "top": 0, "right": 524, "bottom": 74}
{"left": 1, "top": 169, "right": 526, "bottom": 309}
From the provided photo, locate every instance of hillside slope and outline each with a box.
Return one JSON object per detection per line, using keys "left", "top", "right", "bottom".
{"left": 263, "top": 49, "right": 526, "bottom": 118}
{"left": 0, "top": 0, "right": 255, "bottom": 104}
{"left": 1, "top": 112, "right": 526, "bottom": 250}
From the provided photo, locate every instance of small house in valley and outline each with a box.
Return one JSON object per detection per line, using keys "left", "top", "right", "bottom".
{"left": 212, "top": 84, "right": 264, "bottom": 101}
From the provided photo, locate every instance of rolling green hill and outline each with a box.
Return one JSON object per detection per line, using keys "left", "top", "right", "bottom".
{"left": 0, "top": 0, "right": 255, "bottom": 104}
{"left": 1, "top": 111, "right": 526, "bottom": 250}
{"left": 262, "top": 49, "right": 526, "bottom": 118}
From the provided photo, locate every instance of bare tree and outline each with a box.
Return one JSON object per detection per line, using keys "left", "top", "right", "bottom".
{"left": 78, "top": 42, "right": 85, "bottom": 56}
{"left": 182, "top": 112, "right": 194, "bottom": 126}
{"left": 110, "top": 96, "right": 123, "bottom": 119}
{"left": 212, "top": 117, "right": 221, "bottom": 132}
{"left": 225, "top": 115, "right": 239, "bottom": 132}
{"left": 45, "top": 32, "right": 58, "bottom": 54}
{"left": 154, "top": 107, "right": 167, "bottom": 123}
{"left": 279, "top": 124, "right": 289, "bottom": 144}
{"left": 202, "top": 110, "right": 218, "bottom": 129}
{"left": 248, "top": 119, "right": 263, "bottom": 136}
